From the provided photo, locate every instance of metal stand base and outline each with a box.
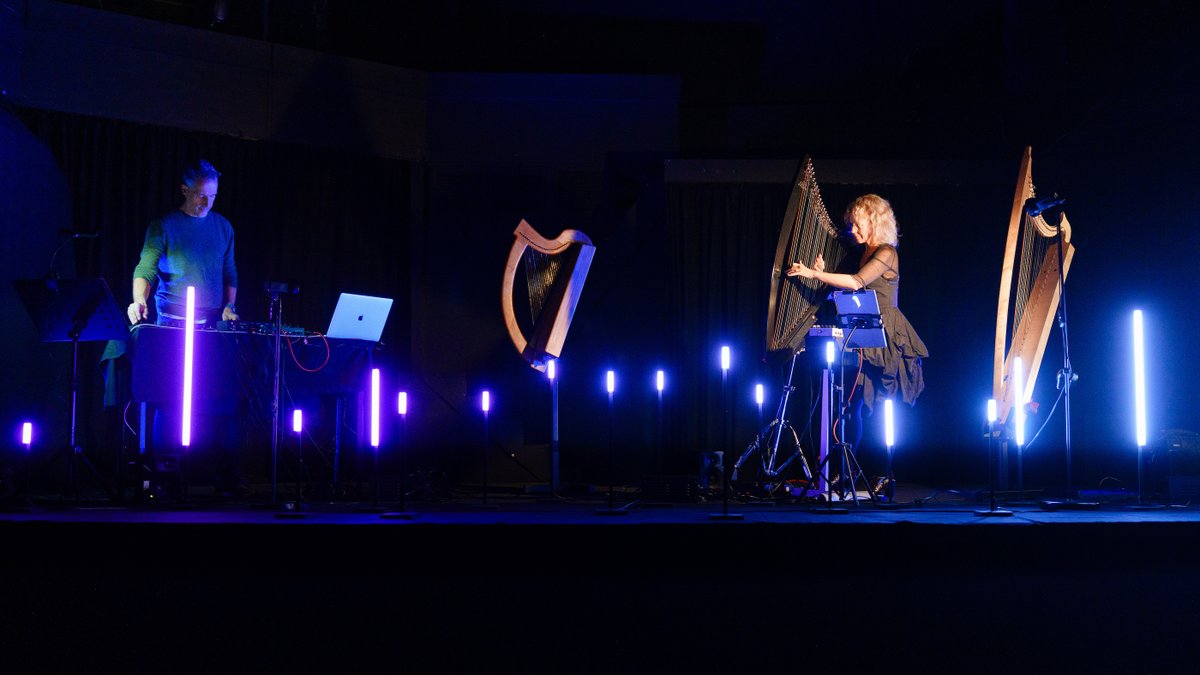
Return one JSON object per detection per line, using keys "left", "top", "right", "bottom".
{"left": 381, "top": 511, "right": 418, "bottom": 520}
{"left": 708, "top": 512, "right": 745, "bottom": 520}
{"left": 274, "top": 511, "right": 314, "bottom": 520}
{"left": 274, "top": 500, "right": 314, "bottom": 519}
{"left": 1038, "top": 499, "right": 1100, "bottom": 511}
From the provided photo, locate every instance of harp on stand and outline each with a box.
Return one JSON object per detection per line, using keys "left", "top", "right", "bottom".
{"left": 501, "top": 219, "right": 595, "bottom": 371}
{"left": 993, "top": 146, "right": 1075, "bottom": 495}
{"left": 500, "top": 219, "right": 595, "bottom": 494}
{"left": 732, "top": 158, "right": 849, "bottom": 497}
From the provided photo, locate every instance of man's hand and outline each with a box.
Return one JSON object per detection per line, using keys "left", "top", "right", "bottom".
{"left": 222, "top": 305, "right": 240, "bottom": 321}
{"left": 128, "top": 300, "right": 149, "bottom": 324}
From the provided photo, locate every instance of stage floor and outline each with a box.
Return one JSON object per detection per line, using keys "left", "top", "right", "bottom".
{"left": 1, "top": 493, "right": 1198, "bottom": 525}
{"left": 1, "top": 477, "right": 1190, "bottom": 525}
{"left": 5, "top": 487, "right": 1199, "bottom": 672}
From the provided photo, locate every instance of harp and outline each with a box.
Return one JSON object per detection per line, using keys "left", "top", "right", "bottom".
{"left": 765, "top": 157, "right": 850, "bottom": 354}
{"left": 501, "top": 219, "right": 596, "bottom": 371}
{"left": 994, "top": 147, "right": 1075, "bottom": 424}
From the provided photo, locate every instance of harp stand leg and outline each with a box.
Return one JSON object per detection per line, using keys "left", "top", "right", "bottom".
{"left": 731, "top": 351, "right": 812, "bottom": 498}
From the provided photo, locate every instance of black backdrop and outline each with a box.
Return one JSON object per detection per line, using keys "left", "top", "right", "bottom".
{"left": 21, "top": 109, "right": 413, "bottom": 338}
{"left": 5, "top": 108, "right": 412, "bottom": 490}
{"left": 6, "top": 106, "right": 1200, "bottom": 497}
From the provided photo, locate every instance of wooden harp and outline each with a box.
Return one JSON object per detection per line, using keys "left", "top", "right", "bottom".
{"left": 765, "top": 157, "right": 849, "bottom": 354}
{"left": 501, "top": 219, "right": 596, "bottom": 371}
{"left": 994, "top": 146, "right": 1075, "bottom": 424}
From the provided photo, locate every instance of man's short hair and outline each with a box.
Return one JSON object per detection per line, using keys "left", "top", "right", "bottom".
{"left": 182, "top": 160, "right": 221, "bottom": 187}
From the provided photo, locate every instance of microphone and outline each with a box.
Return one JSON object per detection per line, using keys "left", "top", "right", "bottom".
{"left": 46, "top": 231, "right": 101, "bottom": 279}
{"left": 264, "top": 280, "right": 300, "bottom": 295}
{"left": 55, "top": 229, "right": 101, "bottom": 239}
{"left": 1025, "top": 194, "right": 1066, "bottom": 217}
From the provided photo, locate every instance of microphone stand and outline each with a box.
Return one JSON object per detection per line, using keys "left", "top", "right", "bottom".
{"left": 1056, "top": 215, "right": 1075, "bottom": 499}
{"left": 269, "top": 289, "right": 283, "bottom": 507}
{"left": 1036, "top": 203, "right": 1094, "bottom": 509}
{"left": 264, "top": 281, "right": 299, "bottom": 509}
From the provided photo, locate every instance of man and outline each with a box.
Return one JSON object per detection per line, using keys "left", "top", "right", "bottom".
{"left": 128, "top": 159, "right": 239, "bottom": 326}
{"left": 128, "top": 160, "right": 246, "bottom": 498}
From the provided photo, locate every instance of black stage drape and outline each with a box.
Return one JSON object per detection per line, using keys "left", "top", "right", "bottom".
{"left": 665, "top": 182, "right": 789, "bottom": 470}
{"left": 11, "top": 108, "right": 413, "bottom": 487}
{"left": 20, "top": 109, "right": 413, "bottom": 349}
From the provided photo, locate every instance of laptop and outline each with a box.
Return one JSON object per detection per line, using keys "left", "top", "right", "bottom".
{"left": 326, "top": 293, "right": 393, "bottom": 342}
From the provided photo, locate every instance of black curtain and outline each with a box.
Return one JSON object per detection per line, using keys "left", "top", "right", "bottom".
{"left": 13, "top": 108, "right": 413, "bottom": 486}
{"left": 21, "top": 109, "right": 413, "bottom": 348}
{"left": 665, "top": 182, "right": 791, "bottom": 473}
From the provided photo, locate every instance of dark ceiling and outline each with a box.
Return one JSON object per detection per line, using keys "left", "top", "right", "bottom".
{"left": 59, "top": 1, "right": 1199, "bottom": 102}
{"left": 55, "top": 1, "right": 1200, "bottom": 160}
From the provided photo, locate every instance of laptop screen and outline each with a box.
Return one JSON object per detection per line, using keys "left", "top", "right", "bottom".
{"left": 326, "top": 293, "right": 393, "bottom": 342}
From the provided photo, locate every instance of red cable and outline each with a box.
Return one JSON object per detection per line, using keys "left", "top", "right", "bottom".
{"left": 832, "top": 350, "right": 867, "bottom": 444}
{"left": 287, "top": 332, "right": 331, "bottom": 372}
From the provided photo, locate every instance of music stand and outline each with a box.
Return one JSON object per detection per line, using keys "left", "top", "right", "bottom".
{"left": 14, "top": 278, "right": 128, "bottom": 502}
{"left": 831, "top": 290, "right": 888, "bottom": 349}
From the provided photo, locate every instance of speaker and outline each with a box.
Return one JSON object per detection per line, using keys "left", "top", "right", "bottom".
{"left": 699, "top": 451, "right": 724, "bottom": 491}
{"left": 1150, "top": 429, "right": 1200, "bottom": 499}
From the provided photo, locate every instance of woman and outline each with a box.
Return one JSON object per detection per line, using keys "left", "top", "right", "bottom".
{"left": 787, "top": 194, "right": 928, "bottom": 486}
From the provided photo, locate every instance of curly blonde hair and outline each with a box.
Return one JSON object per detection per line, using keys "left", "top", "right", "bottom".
{"left": 844, "top": 194, "right": 898, "bottom": 247}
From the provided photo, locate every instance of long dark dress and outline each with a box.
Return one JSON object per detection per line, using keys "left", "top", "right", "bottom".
{"left": 839, "top": 244, "right": 928, "bottom": 413}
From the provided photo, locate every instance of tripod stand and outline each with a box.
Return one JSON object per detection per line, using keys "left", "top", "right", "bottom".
{"left": 731, "top": 350, "right": 814, "bottom": 497}
{"left": 15, "top": 278, "right": 128, "bottom": 503}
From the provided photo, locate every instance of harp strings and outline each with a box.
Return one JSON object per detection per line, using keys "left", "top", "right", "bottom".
{"left": 769, "top": 164, "right": 841, "bottom": 350}
{"left": 523, "top": 248, "right": 561, "bottom": 326}
{"left": 778, "top": 196, "right": 810, "bottom": 340}
{"left": 1011, "top": 210, "right": 1053, "bottom": 347}
{"left": 775, "top": 186, "right": 814, "bottom": 345}
{"left": 1011, "top": 175, "right": 1039, "bottom": 344}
